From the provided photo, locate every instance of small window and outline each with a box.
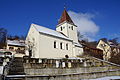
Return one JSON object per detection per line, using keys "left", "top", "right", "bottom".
{"left": 66, "top": 44, "right": 68, "bottom": 50}
{"left": 9, "top": 47, "right": 14, "bottom": 50}
{"left": 60, "top": 42, "right": 62, "bottom": 49}
{"left": 61, "top": 27, "right": 62, "bottom": 31}
{"left": 71, "top": 26, "right": 73, "bottom": 30}
{"left": 54, "top": 41, "right": 56, "bottom": 48}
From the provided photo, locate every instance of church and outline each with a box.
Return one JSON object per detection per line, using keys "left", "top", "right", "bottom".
{"left": 25, "top": 9, "right": 83, "bottom": 58}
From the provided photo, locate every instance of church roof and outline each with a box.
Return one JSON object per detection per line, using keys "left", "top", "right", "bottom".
{"left": 32, "top": 24, "right": 72, "bottom": 41}
{"left": 58, "top": 9, "right": 74, "bottom": 25}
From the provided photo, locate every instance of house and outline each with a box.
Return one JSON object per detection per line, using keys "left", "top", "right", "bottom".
{"left": 83, "top": 45, "right": 103, "bottom": 59}
{"left": 79, "top": 41, "right": 103, "bottom": 59}
{"left": 6, "top": 39, "right": 25, "bottom": 54}
{"left": 25, "top": 9, "right": 83, "bottom": 58}
{"left": 97, "top": 39, "right": 120, "bottom": 60}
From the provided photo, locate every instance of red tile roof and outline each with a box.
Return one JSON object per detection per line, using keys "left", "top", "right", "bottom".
{"left": 58, "top": 9, "right": 74, "bottom": 24}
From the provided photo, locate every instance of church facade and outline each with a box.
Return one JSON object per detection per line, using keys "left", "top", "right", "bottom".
{"left": 25, "top": 9, "right": 83, "bottom": 58}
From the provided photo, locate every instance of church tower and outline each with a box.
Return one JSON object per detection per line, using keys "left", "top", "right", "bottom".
{"left": 56, "top": 9, "right": 78, "bottom": 43}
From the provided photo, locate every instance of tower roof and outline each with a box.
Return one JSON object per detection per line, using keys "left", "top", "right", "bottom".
{"left": 58, "top": 9, "right": 74, "bottom": 25}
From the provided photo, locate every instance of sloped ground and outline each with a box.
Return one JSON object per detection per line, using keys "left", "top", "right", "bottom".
{"left": 4, "top": 56, "right": 120, "bottom": 80}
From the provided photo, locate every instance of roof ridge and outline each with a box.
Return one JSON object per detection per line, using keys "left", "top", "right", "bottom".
{"left": 32, "top": 23, "right": 59, "bottom": 33}
{"left": 31, "top": 23, "right": 72, "bottom": 41}
{"left": 58, "top": 9, "right": 74, "bottom": 25}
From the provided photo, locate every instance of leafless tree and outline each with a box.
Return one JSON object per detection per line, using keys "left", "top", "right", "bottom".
{"left": 0, "top": 28, "right": 7, "bottom": 49}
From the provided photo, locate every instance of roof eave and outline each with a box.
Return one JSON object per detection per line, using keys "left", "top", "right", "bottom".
{"left": 39, "top": 32, "right": 73, "bottom": 42}
{"left": 56, "top": 21, "right": 77, "bottom": 27}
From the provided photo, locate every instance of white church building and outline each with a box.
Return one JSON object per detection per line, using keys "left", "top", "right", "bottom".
{"left": 25, "top": 9, "right": 83, "bottom": 58}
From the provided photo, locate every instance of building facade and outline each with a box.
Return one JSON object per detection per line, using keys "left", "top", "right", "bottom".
{"left": 97, "top": 39, "right": 120, "bottom": 60}
{"left": 6, "top": 39, "right": 25, "bottom": 54}
{"left": 25, "top": 9, "right": 83, "bottom": 58}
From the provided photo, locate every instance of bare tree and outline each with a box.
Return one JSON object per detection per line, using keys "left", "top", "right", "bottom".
{"left": 0, "top": 28, "right": 7, "bottom": 49}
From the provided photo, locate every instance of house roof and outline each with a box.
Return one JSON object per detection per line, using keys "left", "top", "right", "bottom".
{"left": 7, "top": 40, "right": 25, "bottom": 47}
{"left": 99, "top": 39, "right": 118, "bottom": 48}
{"left": 58, "top": 9, "right": 74, "bottom": 25}
{"left": 73, "top": 42, "right": 83, "bottom": 47}
{"left": 32, "top": 24, "right": 72, "bottom": 41}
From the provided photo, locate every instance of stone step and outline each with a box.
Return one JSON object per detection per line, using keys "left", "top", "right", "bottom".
{"left": 8, "top": 57, "right": 25, "bottom": 75}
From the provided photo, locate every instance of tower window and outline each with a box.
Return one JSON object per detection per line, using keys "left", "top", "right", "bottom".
{"left": 60, "top": 42, "right": 62, "bottom": 49}
{"left": 66, "top": 44, "right": 68, "bottom": 50}
{"left": 54, "top": 41, "right": 56, "bottom": 48}
{"left": 71, "top": 26, "right": 73, "bottom": 30}
{"left": 61, "top": 27, "right": 62, "bottom": 31}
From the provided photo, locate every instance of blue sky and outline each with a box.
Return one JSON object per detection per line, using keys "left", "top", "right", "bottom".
{"left": 0, "top": 0, "right": 120, "bottom": 41}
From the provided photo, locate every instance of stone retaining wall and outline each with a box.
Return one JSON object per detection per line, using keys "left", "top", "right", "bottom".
{"left": 24, "top": 66, "right": 117, "bottom": 75}
{"left": 6, "top": 70, "right": 120, "bottom": 80}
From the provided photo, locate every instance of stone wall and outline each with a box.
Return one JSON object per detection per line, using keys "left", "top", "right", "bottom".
{"left": 6, "top": 70, "right": 120, "bottom": 80}
{"left": 24, "top": 66, "right": 117, "bottom": 75}
{"left": 4, "top": 57, "right": 120, "bottom": 80}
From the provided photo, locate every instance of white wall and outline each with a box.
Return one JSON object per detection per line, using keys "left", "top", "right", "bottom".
{"left": 0, "top": 66, "right": 4, "bottom": 74}
{"left": 26, "top": 24, "right": 40, "bottom": 58}
{"left": 38, "top": 33, "right": 73, "bottom": 58}
{"left": 97, "top": 40, "right": 111, "bottom": 60}
{"left": 56, "top": 22, "right": 78, "bottom": 43}
{"left": 26, "top": 24, "right": 83, "bottom": 58}
{"left": 73, "top": 45, "right": 83, "bottom": 57}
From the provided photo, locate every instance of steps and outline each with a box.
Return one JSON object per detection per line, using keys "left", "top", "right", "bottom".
{"left": 8, "top": 57, "right": 25, "bottom": 75}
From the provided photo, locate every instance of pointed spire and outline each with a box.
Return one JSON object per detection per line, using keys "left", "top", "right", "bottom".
{"left": 58, "top": 8, "right": 74, "bottom": 25}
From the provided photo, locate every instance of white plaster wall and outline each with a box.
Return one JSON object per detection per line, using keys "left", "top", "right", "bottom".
{"left": 56, "top": 22, "right": 78, "bottom": 43}
{"left": 73, "top": 45, "right": 83, "bottom": 57}
{"left": 97, "top": 40, "right": 111, "bottom": 60}
{"left": 25, "top": 24, "right": 40, "bottom": 58}
{"left": 26, "top": 24, "right": 82, "bottom": 58}
{"left": 56, "top": 23, "right": 68, "bottom": 36}
{"left": 7, "top": 45, "right": 24, "bottom": 50}
{"left": 38, "top": 33, "right": 73, "bottom": 58}
{"left": 67, "top": 23, "right": 78, "bottom": 43}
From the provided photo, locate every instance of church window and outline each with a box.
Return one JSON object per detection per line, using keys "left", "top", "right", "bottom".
{"left": 60, "top": 42, "right": 62, "bottom": 49}
{"left": 54, "top": 41, "right": 56, "bottom": 48}
{"left": 66, "top": 44, "right": 68, "bottom": 50}
{"left": 61, "top": 27, "right": 62, "bottom": 31}
{"left": 71, "top": 26, "right": 73, "bottom": 30}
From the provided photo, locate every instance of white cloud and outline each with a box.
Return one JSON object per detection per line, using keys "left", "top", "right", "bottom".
{"left": 68, "top": 11, "right": 100, "bottom": 41}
